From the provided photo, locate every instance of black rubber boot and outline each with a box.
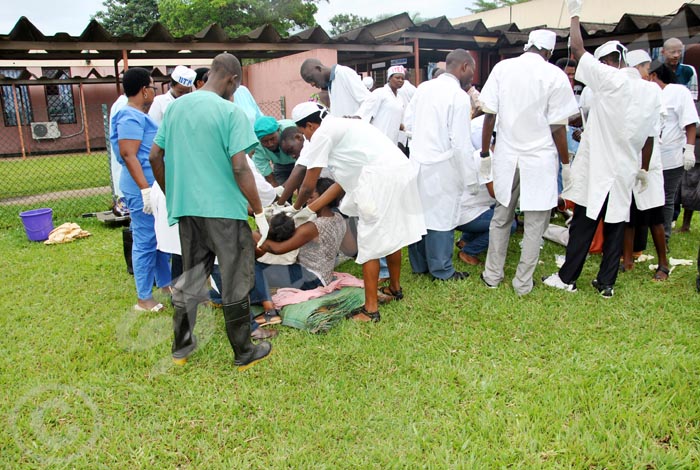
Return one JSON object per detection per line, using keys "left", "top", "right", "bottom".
{"left": 223, "top": 299, "right": 271, "bottom": 371}
{"left": 171, "top": 305, "right": 197, "bottom": 365}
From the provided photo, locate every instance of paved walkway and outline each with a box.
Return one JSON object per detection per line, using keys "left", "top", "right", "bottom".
{"left": 0, "top": 186, "right": 111, "bottom": 206}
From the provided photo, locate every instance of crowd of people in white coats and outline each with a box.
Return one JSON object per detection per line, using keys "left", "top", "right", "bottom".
{"left": 109, "top": 0, "right": 700, "bottom": 370}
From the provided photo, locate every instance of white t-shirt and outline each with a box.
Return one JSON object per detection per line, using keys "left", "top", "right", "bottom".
{"left": 148, "top": 91, "right": 176, "bottom": 125}
{"left": 660, "top": 83, "right": 699, "bottom": 170}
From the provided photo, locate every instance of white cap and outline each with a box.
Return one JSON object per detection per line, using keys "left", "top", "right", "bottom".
{"left": 362, "top": 76, "right": 374, "bottom": 89}
{"left": 171, "top": 65, "right": 196, "bottom": 88}
{"left": 594, "top": 40, "right": 627, "bottom": 61}
{"left": 292, "top": 101, "right": 328, "bottom": 124}
{"left": 387, "top": 65, "right": 406, "bottom": 77}
{"left": 626, "top": 49, "right": 651, "bottom": 67}
{"left": 523, "top": 29, "right": 557, "bottom": 52}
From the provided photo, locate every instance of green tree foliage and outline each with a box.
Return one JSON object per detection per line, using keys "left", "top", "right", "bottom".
{"left": 158, "top": 0, "right": 322, "bottom": 37}
{"left": 328, "top": 13, "right": 373, "bottom": 36}
{"left": 468, "top": 0, "right": 530, "bottom": 14}
{"left": 93, "top": 0, "right": 160, "bottom": 36}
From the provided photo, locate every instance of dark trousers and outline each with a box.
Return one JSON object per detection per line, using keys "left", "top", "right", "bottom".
{"left": 171, "top": 254, "right": 183, "bottom": 280}
{"left": 559, "top": 197, "right": 624, "bottom": 287}
{"left": 172, "top": 216, "right": 254, "bottom": 357}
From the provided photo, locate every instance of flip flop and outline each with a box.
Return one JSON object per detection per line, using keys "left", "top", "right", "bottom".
{"left": 134, "top": 303, "right": 165, "bottom": 312}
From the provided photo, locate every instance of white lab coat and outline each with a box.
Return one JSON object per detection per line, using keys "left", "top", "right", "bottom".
{"left": 659, "top": 84, "right": 699, "bottom": 170}
{"left": 630, "top": 77, "right": 666, "bottom": 211}
{"left": 479, "top": 52, "right": 579, "bottom": 211}
{"left": 397, "top": 80, "right": 416, "bottom": 108}
{"left": 634, "top": 137, "right": 665, "bottom": 211}
{"left": 408, "top": 73, "right": 475, "bottom": 231}
{"left": 565, "top": 53, "right": 663, "bottom": 223}
{"left": 300, "top": 116, "right": 426, "bottom": 264}
{"left": 356, "top": 84, "right": 405, "bottom": 144}
{"left": 328, "top": 65, "right": 371, "bottom": 117}
{"left": 109, "top": 95, "right": 128, "bottom": 198}
{"left": 457, "top": 150, "right": 495, "bottom": 226}
{"left": 148, "top": 91, "right": 176, "bottom": 125}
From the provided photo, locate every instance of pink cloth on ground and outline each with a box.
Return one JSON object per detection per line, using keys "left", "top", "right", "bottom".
{"left": 271, "top": 272, "right": 365, "bottom": 309}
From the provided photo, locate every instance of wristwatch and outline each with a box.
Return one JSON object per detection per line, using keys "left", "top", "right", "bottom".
{"left": 480, "top": 151, "right": 490, "bottom": 159}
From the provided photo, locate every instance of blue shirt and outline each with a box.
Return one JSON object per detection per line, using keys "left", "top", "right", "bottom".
{"left": 110, "top": 105, "right": 158, "bottom": 207}
{"left": 233, "top": 86, "right": 263, "bottom": 127}
{"left": 676, "top": 63, "right": 695, "bottom": 87}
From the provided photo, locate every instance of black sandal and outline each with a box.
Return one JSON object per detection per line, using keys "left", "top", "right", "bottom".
{"left": 378, "top": 286, "right": 403, "bottom": 301}
{"left": 346, "top": 306, "right": 381, "bottom": 323}
{"left": 653, "top": 265, "right": 670, "bottom": 281}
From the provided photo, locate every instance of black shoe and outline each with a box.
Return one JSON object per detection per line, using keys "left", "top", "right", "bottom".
{"left": 591, "top": 279, "right": 614, "bottom": 298}
{"left": 480, "top": 273, "right": 498, "bottom": 289}
{"left": 435, "top": 271, "right": 470, "bottom": 281}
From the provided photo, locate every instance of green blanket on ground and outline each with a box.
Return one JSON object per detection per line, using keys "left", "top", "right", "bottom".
{"left": 280, "top": 287, "right": 365, "bottom": 334}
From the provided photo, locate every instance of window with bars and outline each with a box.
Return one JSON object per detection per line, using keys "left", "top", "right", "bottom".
{"left": 0, "top": 69, "right": 34, "bottom": 127}
{"left": 43, "top": 68, "right": 76, "bottom": 124}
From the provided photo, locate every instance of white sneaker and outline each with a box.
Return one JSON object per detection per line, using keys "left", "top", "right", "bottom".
{"left": 542, "top": 273, "right": 577, "bottom": 292}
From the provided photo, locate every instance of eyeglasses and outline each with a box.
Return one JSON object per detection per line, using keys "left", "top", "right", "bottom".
{"left": 146, "top": 86, "right": 158, "bottom": 93}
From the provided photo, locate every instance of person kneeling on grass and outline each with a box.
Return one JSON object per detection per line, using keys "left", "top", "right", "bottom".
{"left": 285, "top": 102, "right": 427, "bottom": 322}
{"left": 252, "top": 178, "right": 347, "bottom": 323}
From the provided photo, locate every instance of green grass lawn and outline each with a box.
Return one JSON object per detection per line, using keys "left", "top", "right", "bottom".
{"left": 1, "top": 216, "right": 699, "bottom": 468}
{"left": 0, "top": 194, "right": 113, "bottom": 230}
{"left": 0, "top": 152, "right": 111, "bottom": 200}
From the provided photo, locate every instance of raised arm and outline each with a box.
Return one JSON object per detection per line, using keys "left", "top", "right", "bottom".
{"left": 569, "top": 12, "right": 585, "bottom": 61}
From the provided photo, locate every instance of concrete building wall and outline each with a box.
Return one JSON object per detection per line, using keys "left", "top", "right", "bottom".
{"left": 244, "top": 49, "right": 338, "bottom": 119}
{"left": 452, "top": 0, "right": 686, "bottom": 29}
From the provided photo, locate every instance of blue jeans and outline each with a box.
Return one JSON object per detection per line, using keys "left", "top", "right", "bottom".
{"left": 408, "top": 229, "right": 456, "bottom": 279}
{"left": 249, "top": 262, "right": 323, "bottom": 304}
{"left": 128, "top": 205, "right": 171, "bottom": 300}
{"left": 455, "top": 208, "right": 516, "bottom": 256}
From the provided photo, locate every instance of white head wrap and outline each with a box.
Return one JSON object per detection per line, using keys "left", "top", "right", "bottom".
{"left": 626, "top": 49, "right": 651, "bottom": 67}
{"left": 362, "top": 76, "right": 374, "bottom": 89}
{"left": 171, "top": 65, "right": 196, "bottom": 88}
{"left": 523, "top": 29, "right": 557, "bottom": 52}
{"left": 387, "top": 65, "right": 406, "bottom": 77}
{"left": 292, "top": 101, "right": 328, "bottom": 124}
{"left": 594, "top": 40, "right": 627, "bottom": 62}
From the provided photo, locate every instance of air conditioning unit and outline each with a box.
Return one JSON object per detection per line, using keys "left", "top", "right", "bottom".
{"left": 31, "top": 121, "right": 61, "bottom": 140}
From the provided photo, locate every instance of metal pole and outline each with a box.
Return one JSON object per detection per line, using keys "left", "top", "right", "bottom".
{"left": 413, "top": 38, "right": 421, "bottom": 86}
{"left": 114, "top": 58, "right": 121, "bottom": 96}
{"left": 80, "top": 83, "right": 91, "bottom": 154}
{"left": 12, "top": 84, "right": 26, "bottom": 159}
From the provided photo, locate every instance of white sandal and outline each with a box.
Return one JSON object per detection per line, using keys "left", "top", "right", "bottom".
{"left": 134, "top": 303, "right": 165, "bottom": 312}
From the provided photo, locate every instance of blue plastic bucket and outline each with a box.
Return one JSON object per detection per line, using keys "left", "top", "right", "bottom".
{"left": 19, "top": 208, "right": 54, "bottom": 242}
